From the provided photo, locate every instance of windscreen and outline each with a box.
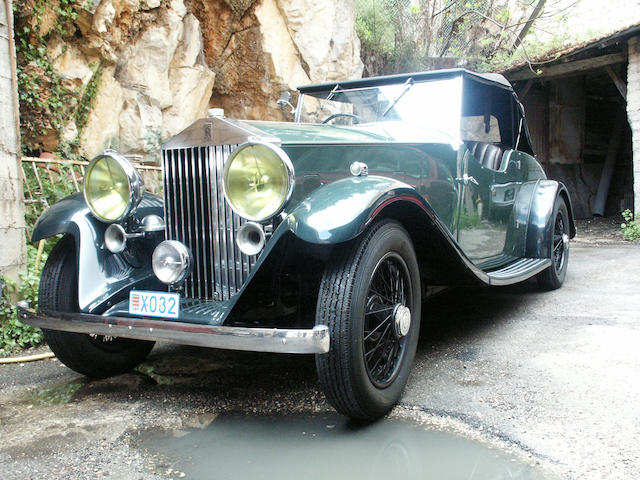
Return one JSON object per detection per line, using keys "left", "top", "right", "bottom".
{"left": 298, "top": 77, "right": 463, "bottom": 143}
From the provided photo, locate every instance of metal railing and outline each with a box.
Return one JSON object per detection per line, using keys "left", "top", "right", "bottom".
{"left": 21, "top": 156, "right": 163, "bottom": 233}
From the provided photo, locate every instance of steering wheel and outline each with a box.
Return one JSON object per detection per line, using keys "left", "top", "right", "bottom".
{"left": 322, "top": 113, "right": 361, "bottom": 125}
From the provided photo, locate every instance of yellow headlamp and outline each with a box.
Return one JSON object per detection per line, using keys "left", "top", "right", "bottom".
{"left": 83, "top": 150, "right": 143, "bottom": 222}
{"left": 223, "top": 142, "right": 294, "bottom": 222}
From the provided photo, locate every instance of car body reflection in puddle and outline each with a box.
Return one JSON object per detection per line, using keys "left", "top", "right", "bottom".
{"left": 137, "top": 413, "right": 555, "bottom": 479}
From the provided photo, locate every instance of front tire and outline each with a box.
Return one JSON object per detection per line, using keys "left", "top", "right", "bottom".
{"left": 40, "top": 235, "right": 154, "bottom": 378}
{"left": 536, "top": 197, "right": 570, "bottom": 290}
{"left": 315, "top": 220, "right": 421, "bottom": 420}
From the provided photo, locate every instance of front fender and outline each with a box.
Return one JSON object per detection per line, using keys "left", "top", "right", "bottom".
{"left": 285, "top": 176, "right": 429, "bottom": 244}
{"left": 525, "top": 180, "right": 576, "bottom": 259}
{"left": 32, "top": 193, "right": 165, "bottom": 313}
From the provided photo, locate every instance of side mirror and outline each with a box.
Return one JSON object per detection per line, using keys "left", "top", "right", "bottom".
{"left": 277, "top": 91, "right": 296, "bottom": 115}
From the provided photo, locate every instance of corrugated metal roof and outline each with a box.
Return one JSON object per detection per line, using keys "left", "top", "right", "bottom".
{"left": 297, "top": 68, "right": 513, "bottom": 94}
{"left": 503, "top": 22, "right": 640, "bottom": 74}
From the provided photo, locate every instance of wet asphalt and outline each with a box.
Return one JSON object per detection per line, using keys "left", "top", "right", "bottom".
{"left": 0, "top": 240, "right": 638, "bottom": 480}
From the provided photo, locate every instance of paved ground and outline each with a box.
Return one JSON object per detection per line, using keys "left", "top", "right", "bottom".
{"left": 0, "top": 230, "right": 638, "bottom": 479}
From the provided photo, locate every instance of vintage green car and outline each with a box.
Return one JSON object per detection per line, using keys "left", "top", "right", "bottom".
{"left": 19, "top": 69, "right": 575, "bottom": 420}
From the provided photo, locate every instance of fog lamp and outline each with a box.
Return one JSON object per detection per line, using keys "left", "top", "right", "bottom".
{"left": 152, "top": 240, "right": 192, "bottom": 285}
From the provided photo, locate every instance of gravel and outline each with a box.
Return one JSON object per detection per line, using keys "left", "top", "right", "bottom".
{"left": 0, "top": 224, "right": 637, "bottom": 479}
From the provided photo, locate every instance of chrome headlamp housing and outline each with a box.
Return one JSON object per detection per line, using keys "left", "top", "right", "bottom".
{"left": 223, "top": 142, "right": 294, "bottom": 222}
{"left": 83, "top": 150, "right": 144, "bottom": 223}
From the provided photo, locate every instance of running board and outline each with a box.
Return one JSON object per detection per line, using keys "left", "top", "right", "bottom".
{"left": 486, "top": 258, "right": 551, "bottom": 286}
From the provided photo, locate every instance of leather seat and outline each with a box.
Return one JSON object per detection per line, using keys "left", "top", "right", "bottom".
{"left": 465, "top": 141, "right": 503, "bottom": 170}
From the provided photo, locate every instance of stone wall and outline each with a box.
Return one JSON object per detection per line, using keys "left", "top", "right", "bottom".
{"left": 627, "top": 36, "right": 640, "bottom": 216}
{"left": 37, "top": 0, "right": 362, "bottom": 162}
{"left": 0, "top": 0, "right": 26, "bottom": 281}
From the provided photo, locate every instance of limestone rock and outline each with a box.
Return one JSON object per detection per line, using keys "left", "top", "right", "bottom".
{"left": 118, "top": 88, "right": 163, "bottom": 155}
{"left": 92, "top": 0, "right": 116, "bottom": 34}
{"left": 62, "top": 121, "right": 79, "bottom": 143}
{"left": 140, "top": 0, "right": 161, "bottom": 10}
{"left": 277, "top": 0, "right": 363, "bottom": 81}
{"left": 255, "top": 0, "right": 311, "bottom": 90}
{"left": 116, "top": 25, "right": 182, "bottom": 110}
{"left": 163, "top": 14, "right": 216, "bottom": 139}
{"left": 30, "top": 0, "right": 363, "bottom": 159}
{"left": 49, "top": 41, "right": 96, "bottom": 90}
{"left": 163, "top": 66, "right": 216, "bottom": 139}
{"left": 171, "top": 14, "right": 205, "bottom": 69}
{"left": 80, "top": 66, "right": 124, "bottom": 158}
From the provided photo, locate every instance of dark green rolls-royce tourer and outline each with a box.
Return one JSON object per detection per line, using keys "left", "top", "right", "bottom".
{"left": 19, "top": 69, "right": 575, "bottom": 420}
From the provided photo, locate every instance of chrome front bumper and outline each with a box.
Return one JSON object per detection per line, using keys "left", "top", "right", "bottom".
{"left": 17, "top": 302, "right": 330, "bottom": 354}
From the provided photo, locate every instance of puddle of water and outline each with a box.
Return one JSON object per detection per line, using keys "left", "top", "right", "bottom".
{"left": 137, "top": 414, "right": 554, "bottom": 480}
{"left": 28, "top": 381, "right": 82, "bottom": 406}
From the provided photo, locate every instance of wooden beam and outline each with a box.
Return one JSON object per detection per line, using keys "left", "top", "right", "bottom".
{"left": 517, "top": 79, "right": 534, "bottom": 100}
{"left": 508, "top": 52, "right": 627, "bottom": 81}
{"left": 605, "top": 64, "right": 627, "bottom": 101}
{"left": 593, "top": 106, "right": 626, "bottom": 216}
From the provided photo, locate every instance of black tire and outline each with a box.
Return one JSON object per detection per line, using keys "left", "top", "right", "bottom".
{"left": 40, "top": 235, "right": 154, "bottom": 378}
{"left": 536, "top": 197, "right": 570, "bottom": 290}
{"left": 315, "top": 220, "right": 421, "bottom": 420}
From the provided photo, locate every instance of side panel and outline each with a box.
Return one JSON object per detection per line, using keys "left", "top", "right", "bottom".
{"left": 283, "top": 143, "right": 459, "bottom": 230}
{"left": 285, "top": 175, "right": 491, "bottom": 285}
{"left": 32, "top": 193, "right": 165, "bottom": 313}
{"left": 525, "top": 180, "right": 576, "bottom": 259}
{"left": 457, "top": 147, "right": 506, "bottom": 262}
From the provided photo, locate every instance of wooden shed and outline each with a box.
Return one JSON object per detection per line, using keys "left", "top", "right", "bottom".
{"left": 503, "top": 24, "right": 640, "bottom": 219}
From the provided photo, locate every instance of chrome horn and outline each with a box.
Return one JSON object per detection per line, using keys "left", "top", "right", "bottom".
{"left": 236, "top": 222, "right": 266, "bottom": 256}
{"left": 104, "top": 224, "right": 143, "bottom": 253}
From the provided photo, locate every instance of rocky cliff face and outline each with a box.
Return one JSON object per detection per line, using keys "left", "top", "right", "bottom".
{"left": 21, "top": 0, "right": 362, "bottom": 161}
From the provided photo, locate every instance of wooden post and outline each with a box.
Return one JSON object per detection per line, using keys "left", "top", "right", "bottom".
{"left": 593, "top": 107, "right": 625, "bottom": 216}
{"left": 627, "top": 36, "right": 640, "bottom": 216}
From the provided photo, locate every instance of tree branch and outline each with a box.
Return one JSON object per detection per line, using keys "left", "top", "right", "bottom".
{"left": 512, "top": 0, "right": 546, "bottom": 51}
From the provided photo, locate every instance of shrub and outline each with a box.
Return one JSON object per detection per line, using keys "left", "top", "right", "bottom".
{"left": 0, "top": 244, "right": 47, "bottom": 353}
{"left": 621, "top": 210, "right": 640, "bottom": 242}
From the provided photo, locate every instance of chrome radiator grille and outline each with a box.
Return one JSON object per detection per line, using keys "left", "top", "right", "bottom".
{"left": 162, "top": 145, "right": 257, "bottom": 301}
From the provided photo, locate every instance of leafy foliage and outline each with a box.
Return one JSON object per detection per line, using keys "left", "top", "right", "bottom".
{"left": 13, "top": 0, "right": 81, "bottom": 152}
{"left": 621, "top": 210, "right": 640, "bottom": 242}
{"left": 0, "top": 245, "right": 47, "bottom": 354}
{"left": 75, "top": 62, "right": 104, "bottom": 134}
{"left": 355, "top": 0, "right": 569, "bottom": 76}
{"left": 21, "top": 160, "right": 84, "bottom": 238}
{"left": 13, "top": 0, "right": 103, "bottom": 155}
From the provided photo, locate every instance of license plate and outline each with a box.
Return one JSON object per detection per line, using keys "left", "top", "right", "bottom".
{"left": 129, "top": 291, "right": 180, "bottom": 319}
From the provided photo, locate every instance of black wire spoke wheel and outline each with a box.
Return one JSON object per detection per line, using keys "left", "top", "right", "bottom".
{"left": 537, "top": 197, "right": 570, "bottom": 290}
{"left": 364, "top": 253, "right": 412, "bottom": 388}
{"left": 552, "top": 213, "right": 568, "bottom": 273}
{"left": 315, "top": 220, "right": 421, "bottom": 420}
{"left": 40, "top": 235, "right": 154, "bottom": 378}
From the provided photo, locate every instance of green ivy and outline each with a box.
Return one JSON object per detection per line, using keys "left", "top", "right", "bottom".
{"left": 13, "top": 0, "right": 81, "bottom": 153}
{"left": 75, "top": 62, "right": 104, "bottom": 134}
{"left": 621, "top": 210, "right": 640, "bottom": 242}
{"left": 0, "top": 244, "right": 48, "bottom": 354}
{"left": 22, "top": 160, "right": 83, "bottom": 237}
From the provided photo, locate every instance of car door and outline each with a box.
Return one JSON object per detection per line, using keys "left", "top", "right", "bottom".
{"left": 456, "top": 145, "right": 509, "bottom": 264}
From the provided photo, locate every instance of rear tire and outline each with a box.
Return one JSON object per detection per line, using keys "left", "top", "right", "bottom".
{"left": 315, "top": 220, "right": 421, "bottom": 420}
{"left": 536, "top": 198, "right": 570, "bottom": 290}
{"left": 40, "top": 235, "right": 154, "bottom": 378}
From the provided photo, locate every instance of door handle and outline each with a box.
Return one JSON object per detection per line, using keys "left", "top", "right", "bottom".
{"left": 455, "top": 174, "right": 479, "bottom": 186}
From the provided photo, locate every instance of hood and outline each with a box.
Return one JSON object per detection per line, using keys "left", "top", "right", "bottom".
{"left": 244, "top": 120, "right": 458, "bottom": 146}
{"left": 162, "top": 116, "right": 458, "bottom": 150}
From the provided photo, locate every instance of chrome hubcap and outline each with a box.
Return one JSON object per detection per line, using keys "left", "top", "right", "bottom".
{"left": 363, "top": 252, "right": 413, "bottom": 388}
{"left": 393, "top": 304, "right": 411, "bottom": 338}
